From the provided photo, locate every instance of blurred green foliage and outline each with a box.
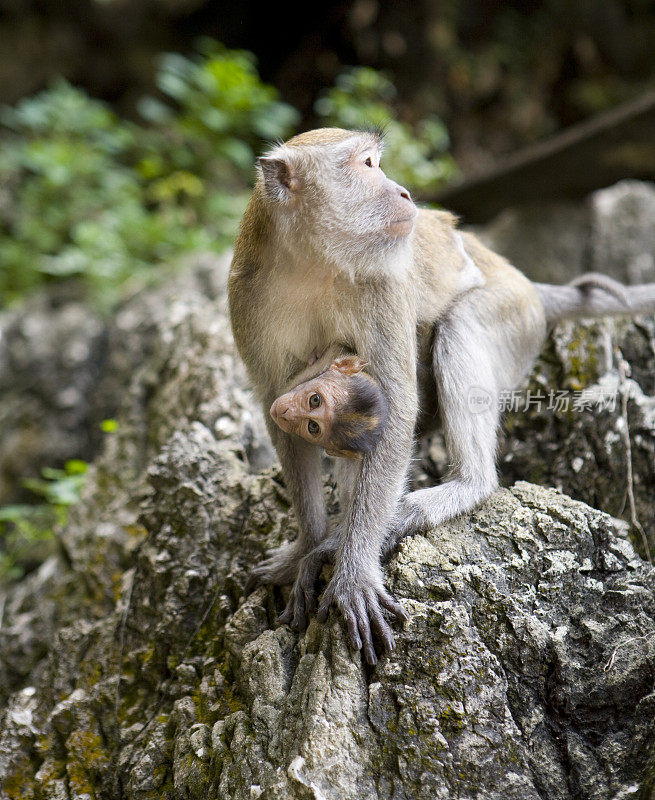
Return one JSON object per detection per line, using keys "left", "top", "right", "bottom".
{"left": 315, "top": 67, "right": 458, "bottom": 192}
{"left": 0, "top": 459, "right": 88, "bottom": 582}
{"left": 99, "top": 418, "right": 120, "bottom": 433}
{"left": 0, "top": 82, "right": 209, "bottom": 311}
{"left": 0, "top": 41, "right": 299, "bottom": 311}
{"left": 139, "top": 39, "right": 300, "bottom": 176}
{"left": 0, "top": 42, "right": 457, "bottom": 312}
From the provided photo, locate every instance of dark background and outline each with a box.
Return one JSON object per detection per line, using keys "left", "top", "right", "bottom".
{"left": 3, "top": 0, "right": 655, "bottom": 175}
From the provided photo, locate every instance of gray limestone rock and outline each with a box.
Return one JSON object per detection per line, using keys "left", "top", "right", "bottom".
{"left": 499, "top": 315, "right": 655, "bottom": 558}
{"left": 591, "top": 180, "right": 655, "bottom": 284}
{"left": 2, "top": 188, "right": 655, "bottom": 799}
{"left": 477, "top": 179, "right": 655, "bottom": 286}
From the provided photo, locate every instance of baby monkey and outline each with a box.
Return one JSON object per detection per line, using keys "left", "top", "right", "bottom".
{"left": 270, "top": 353, "right": 388, "bottom": 459}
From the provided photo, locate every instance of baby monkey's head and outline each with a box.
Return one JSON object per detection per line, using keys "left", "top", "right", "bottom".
{"left": 270, "top": 356, "right": 388, "bottom": 458}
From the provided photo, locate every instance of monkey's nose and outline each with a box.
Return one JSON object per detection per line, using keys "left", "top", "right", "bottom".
{"left": 270, "top": 399, "right": 290, "bottom": 420}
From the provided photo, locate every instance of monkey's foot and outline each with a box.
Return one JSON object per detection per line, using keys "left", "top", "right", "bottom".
{"left": 317, "top": 570, "right": 409, "bottom": 666}
{"left": 385, "top": 481, "right": 498, "bottom": 557}
{"left": 244, "top": 541, "right": 304, "bottom": 593}
{"left": 380, "top": 493, "right": 431, "bottom": 560}
{"left": 276, "top": 538, "right": 338, "bottom": 632}
{"left": 382, "top": 496, "right": 427, "bottom": 558}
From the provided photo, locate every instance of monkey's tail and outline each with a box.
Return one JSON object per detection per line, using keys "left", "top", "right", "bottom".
{"left": 534, "top": 273, "right": 655, "bottom": 325}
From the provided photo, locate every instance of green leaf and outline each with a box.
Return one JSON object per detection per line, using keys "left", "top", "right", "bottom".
{"left": 100, "top": 419, "right": 120, "bottom": 433}
{"left": 65, "top": 459, "right": 88, "bottom": 475}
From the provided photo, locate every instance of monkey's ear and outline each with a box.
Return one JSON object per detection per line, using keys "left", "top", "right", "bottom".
{"left": 332, "top": 355, "right": 369, "bottom": 376}
{"left": 257, "top": 156, "right": 298, "bottom": 201}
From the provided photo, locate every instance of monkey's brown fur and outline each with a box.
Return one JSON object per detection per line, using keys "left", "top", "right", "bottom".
{"left": 229, "top": 127, "right": 548, "bottom": 664}
{"left": 229, "top": 127, "right": 654, "bottom": 665}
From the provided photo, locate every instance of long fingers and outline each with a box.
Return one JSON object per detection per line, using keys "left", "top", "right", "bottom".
{"left": 365, "top": 588, "right": 395, "bottom": 656}
{"left": 276, "top": 559, "right": 320, "bottom": 632}
{"left": 354, "top": 595, "right": 377, "bottom": 665}
{"left": 316, "top": 594, "right": 331, "bottom": 624}
{"left": 377, "top": 588, "right": 409, "bottom": 622}
{"left": 317, "top": 584, "right": 408, "bottom": 663}
{"left": 244, "top": 572, "right": 262, "bottom": 594}
{"left": 343, "top": 606, "right": 362, "bottom": 651}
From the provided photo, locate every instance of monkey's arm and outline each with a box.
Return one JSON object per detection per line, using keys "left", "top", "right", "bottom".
{"left": 388, "top": 272, "right": 547, "bottom": 553}
{"left": 315, "top": 307, "right": 418, "bottom": 664}
{"left": 245, "top": 398, "right": 328, "bottom": 591}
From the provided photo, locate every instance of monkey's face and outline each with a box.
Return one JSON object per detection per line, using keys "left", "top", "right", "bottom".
{"left": 335, "top": 136, "right": 417, "bottom": 241}
{"left": 270, "top": 355, "right": 388, "bottom": 458}
{"left": 270, "top": 370, "right": 350, "bottom": 451}
{"left": 257, "top": 129, "right": 417, "bottom": 272}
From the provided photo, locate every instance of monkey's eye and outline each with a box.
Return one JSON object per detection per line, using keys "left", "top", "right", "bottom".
{"left": 307, "top": 420, "right": 320, "bottom": 436}
{"left": 309, "top": 393, "right": 321, "bottom": 409}
{"left": 364, "top": 157, "right": 373, "bottom": 168}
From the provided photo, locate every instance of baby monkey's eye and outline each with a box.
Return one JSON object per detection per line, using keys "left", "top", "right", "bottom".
{"left": 309, "top": 393, "right": 321, "bottom": 409}
{"left": 364, "top": 157, "right": 373, "bottom": 167}
{"left": 308, "top": 420, "right": 320, "bottom": 436}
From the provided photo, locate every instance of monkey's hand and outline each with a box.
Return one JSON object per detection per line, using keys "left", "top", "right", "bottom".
{"left": 244, "top": 541, "right": 304, "bottom": 593}
{"left": 276, "top": 537, "right": 337, "bottom": 632}
{"left": 317, "top": 568, "right": 409, "bottom": 665}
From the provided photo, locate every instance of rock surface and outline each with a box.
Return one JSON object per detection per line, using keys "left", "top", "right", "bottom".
{"left": 0, "top": 293, "right": 108, "bottom": 505}
{"left": 2, "top": 185, "right": 655, "bottom": 799}
{"left": 499, "top": 315, "right": 655, "bottom": 558}
{"left": 478, "top": 179, "right": 655, "bottom": 285}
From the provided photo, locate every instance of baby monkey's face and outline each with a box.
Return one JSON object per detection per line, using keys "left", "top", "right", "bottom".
{"left": 270, "top": 355, "right": 386, "bottom": 458}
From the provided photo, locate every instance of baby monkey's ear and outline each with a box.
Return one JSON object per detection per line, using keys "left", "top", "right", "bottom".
{"left": 332, "top": 355, "right": 368, "bottom": 376}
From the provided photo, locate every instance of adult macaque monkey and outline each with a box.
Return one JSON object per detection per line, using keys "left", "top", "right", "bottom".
{"left": 228, "top": 127, "right": 655, "bottom": 665}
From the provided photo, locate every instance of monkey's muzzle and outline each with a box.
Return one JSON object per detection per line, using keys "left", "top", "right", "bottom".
{"left": 269, "top": 395, "right": 298, "bottom": 434}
